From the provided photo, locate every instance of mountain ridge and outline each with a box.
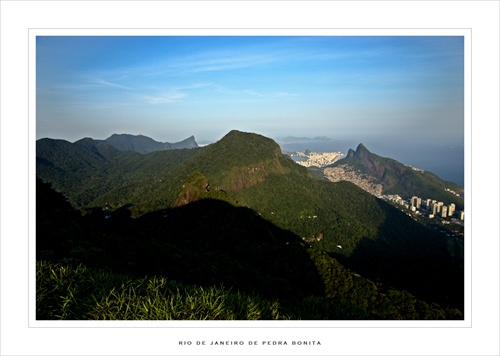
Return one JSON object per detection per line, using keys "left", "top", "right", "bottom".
{"left": 332, "top": 143, "right": 464, "bottom": 209}
{"left": 94, "top": 133, "right": 198, "bottom": 154}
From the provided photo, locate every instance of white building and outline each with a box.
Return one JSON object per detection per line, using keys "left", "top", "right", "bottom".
{"left": 441, "top": 205, "right": 448, "bottom": 218}
{"left": 448, "top": 203, "right": 456, "bottom": 217}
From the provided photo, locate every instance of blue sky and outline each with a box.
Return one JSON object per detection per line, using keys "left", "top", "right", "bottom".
{"left": 37, "top": 36, "right": 464, "bottom": 147}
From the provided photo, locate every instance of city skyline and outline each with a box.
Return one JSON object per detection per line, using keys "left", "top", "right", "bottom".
{"left": 37, "top": 36, "right": 464, "bottom": 147}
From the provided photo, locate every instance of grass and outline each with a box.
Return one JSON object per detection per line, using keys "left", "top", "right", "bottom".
{"left": 36, "top": 260, "right": 461, "bottom": 320}
{"left": 36, "top": 261, "right": 316, "bottom": 320}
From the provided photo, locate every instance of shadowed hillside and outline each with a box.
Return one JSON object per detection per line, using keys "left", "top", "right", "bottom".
{"left": 36, "top": 179, "right": 462, "bottom": 320}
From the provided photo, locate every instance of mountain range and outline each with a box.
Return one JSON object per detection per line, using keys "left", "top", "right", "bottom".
{"left": 36, "top": 130, "right": 464, "bottom": 320}
{"left": 96, "top": 133, "right": 198, "bottom": 153}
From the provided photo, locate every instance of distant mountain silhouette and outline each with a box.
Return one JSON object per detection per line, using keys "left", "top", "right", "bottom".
{"left": 96, "top": 133, "right": 198, "bottom": 154}
{"left": 169, "top": 135, "right": 198, "bottom": 149}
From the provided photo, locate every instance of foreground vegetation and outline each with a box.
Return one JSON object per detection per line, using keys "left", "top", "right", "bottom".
{"left": 36, "top": 260, "right": 461, "bottom": 320}
{"left": 36, "top": 261, "right": 291, "bottom": 320}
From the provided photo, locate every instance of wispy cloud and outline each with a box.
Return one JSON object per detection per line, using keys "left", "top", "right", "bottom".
{"left": 76, "top": 40, "right": 374, "bottom": 86}
{"left": 175, "top": 82, "right": 213, "bottom": 91}
{"left": 185, "top": 52, "right": 277, "bottom": 73}
{"left": 212, "top": 84, "right": 299, "bottom": 99}
{"left": 135, "top": 82, "right": 212, "bottom": 105}
{"left": 138, "top": 92, "right": 187, "bottom": 104}
{"left": 90, "top": 78, "right": 133, "bottom": 90}
{"left": 101, "top": 47, "right": 285, "bottom": 80}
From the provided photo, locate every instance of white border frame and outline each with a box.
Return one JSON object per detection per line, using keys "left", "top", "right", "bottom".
{"left": 28, "top": 28, "right": 473, "bottom": 331}
{"left": 2, "top": 1, "right": 498, "bottom": 355}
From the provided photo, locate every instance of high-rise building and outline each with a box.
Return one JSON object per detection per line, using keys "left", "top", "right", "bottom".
{"left": 411, "top": 196, "right": 422, "bottom": 209}
{"left": 448, "top": 203, "right": 456, "bottom": 217}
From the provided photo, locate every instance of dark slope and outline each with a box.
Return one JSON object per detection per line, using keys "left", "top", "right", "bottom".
{"left": 36, "top": 178, "right": 87, "bottom": 261}
{"left": 37, "top": 180, "right": 461, "bottom": 319}
{"left": 334, "top": 143, "right": 464, "bottom": 209}
{"left": 128, "top": 199, "right": 325, "bottom": 301}
{"left": 37, "top": 176, "right": 324, "bottom": 302}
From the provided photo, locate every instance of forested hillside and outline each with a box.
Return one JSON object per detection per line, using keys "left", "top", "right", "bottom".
{"left": 36, "top": 137, "right": 201, "bottom": 207}
{"left": 36, "top": 130, "right": 464, "bottom": 319}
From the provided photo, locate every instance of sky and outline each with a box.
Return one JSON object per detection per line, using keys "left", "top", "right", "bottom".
{"left": 37, "top": 36, "right": 464, "bottom": 144}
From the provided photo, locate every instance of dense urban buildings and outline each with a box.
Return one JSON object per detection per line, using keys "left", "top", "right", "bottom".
{"left": 290, "top": 151, "right": 344, "bottom": 168}
{"left": 386, "top": 194, "right": 463, "bottom": 221}
{"left": 323, "top": 162, "right": 464, "bottom": 222}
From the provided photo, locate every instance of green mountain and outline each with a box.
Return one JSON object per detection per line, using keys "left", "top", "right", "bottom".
{"left": 84, "top": 130, "right": 309, "bottom": 214}
{"left": 36, "top": 137, "right": 201, "bottom": 207}
{"left": 332, "top": 143, "right": 464, "bottom": 209}
{"left": 36, "top": 130, "right": 464, "bottom": 318}
{"left": 169, "top": 130, "right": 307, "bottom": 191}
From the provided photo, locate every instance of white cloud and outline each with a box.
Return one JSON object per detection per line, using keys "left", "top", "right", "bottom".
{"left": 138, "top": 92, "right": 187, "bottom": 104}
{"left": 91, "top": 78, "right": 133, "bottom": 90}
